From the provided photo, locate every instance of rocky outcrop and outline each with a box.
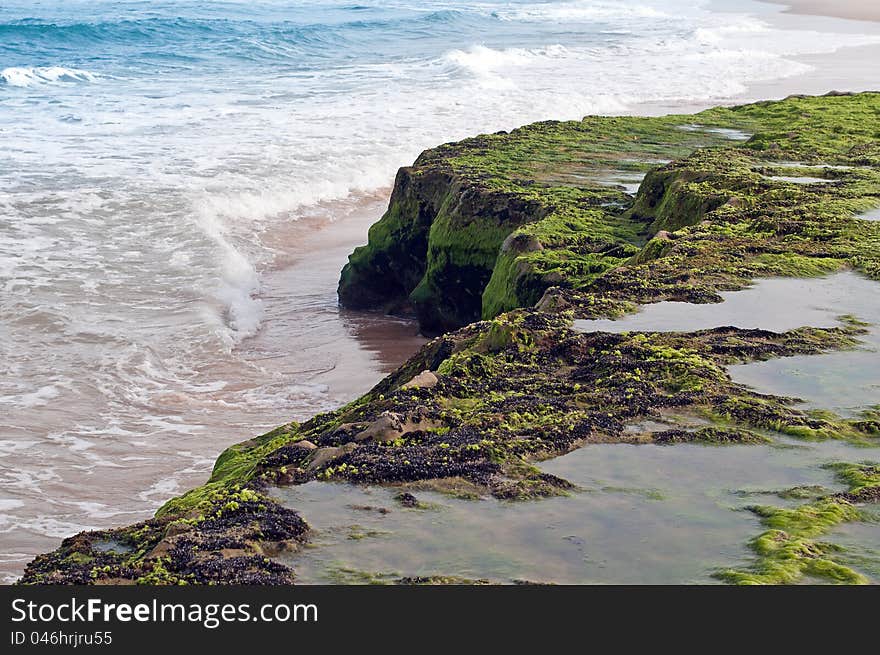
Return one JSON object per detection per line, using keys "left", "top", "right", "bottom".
{"left": 338, "top": 157, "right": 548, "bottom": 334}
{"left": 20, "top": 92, "right": 880, "bottom": 586}
{"left": 339, "top": 92, "right": 880, "bottom": 335}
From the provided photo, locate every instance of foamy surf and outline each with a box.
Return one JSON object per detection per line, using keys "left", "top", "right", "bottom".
{"left": 490, "top": 0, "right": 668, "bottom": 22}
{"left": 1, "top": 65, "right": 98, "bottom": 87}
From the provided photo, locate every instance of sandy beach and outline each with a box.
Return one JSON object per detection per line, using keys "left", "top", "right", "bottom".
{"left": 765, "top": 0, "right": 880, "bottom": 22}
{"left": 637, "top": 1, "right": 876, "bottom": 118}
{"left": 743, "top": 2, "right": 880, "bottom": 105}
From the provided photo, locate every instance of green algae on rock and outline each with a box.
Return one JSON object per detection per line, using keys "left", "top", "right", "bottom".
{"left": 20, "top": 487, "right": 308, "bottom": 585}
{"left": 190, "top": 310, "right": 873, "bottom": 504}
{"left": 718, "top": 463, "right": 880, "bottom": 585}
{"left": 18, "top": 92, "right": 880, "bottom": 586}
{"left": 339, "top": 92, "right": 880, "bottom": 333}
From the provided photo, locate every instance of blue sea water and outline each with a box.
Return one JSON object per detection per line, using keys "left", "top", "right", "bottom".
{"left": 1, "top": 0, "right": 879, "bottom": 581}
{"left": 3, "top": 0, "right": 880, "bottom": 332}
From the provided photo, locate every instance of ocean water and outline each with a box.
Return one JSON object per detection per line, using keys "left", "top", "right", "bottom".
{"left": 2, "top": 0, "right": 880, "bottom": 582}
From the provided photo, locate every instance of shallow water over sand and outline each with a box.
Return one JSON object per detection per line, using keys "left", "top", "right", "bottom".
{"left": 0, "top": 198, "right": 426, "bottom": 583}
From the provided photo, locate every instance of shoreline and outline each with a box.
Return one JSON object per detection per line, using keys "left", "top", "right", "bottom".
{"left": 740, "top": 0, "right": 880, "bottom": 101}
{"left": 6, "top": 0, "right": 880, "bottom": 584}
{"left": 629, "top": 0, "right": 880, "bottom": 117}
{"left": 760, "top": 0, "right": 880, "bottom": 23}
{"left": 0, "top": 193, "right": 427, "bottom": 585}
{"left": 747, "top": 0, "right": 880, "bottom": 101}
{"left": 21, "top": 90, "right": 880, "bottom": 585}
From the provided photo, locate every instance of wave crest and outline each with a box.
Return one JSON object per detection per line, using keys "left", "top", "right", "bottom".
{"left": 1, "top": 66, "right": 98, "bottom": 88}
{"left": 443, "top": 44, "right": 569, "bottom": 74}
{"left": 492, "top": 0, "right": 668, "bottom": 22}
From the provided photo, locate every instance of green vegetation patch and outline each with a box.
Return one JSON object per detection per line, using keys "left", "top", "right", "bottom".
{"left": 718, "top": 462, "right": 880, "bottom": 585}
{"left": 340, "top": 92, "right": 880, "bottom": 331}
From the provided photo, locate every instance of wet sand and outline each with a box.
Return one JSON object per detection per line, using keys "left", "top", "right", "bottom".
{"left": 253, "top": 191, "right": 428, "bottom": 400}
{"left": 763, "top": 0, "right": 880, "bottom": 23}
{"left": 0, "top": 194, "right": 427, "bottom": 583}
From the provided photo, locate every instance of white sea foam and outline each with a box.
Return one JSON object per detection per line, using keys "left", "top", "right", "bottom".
{"left": 10, "top": 385, "right": 60, "bottom": 408}
{"left": 5, "top": 517, "right": 102, "bottom": 538}
{"left": 443, "top": 43, "right": 570, "bottom": 73}
{"left": 1, "top": 66, "right": 98, "bottom": 87}
{"left": 64, "top": 501, "right": 144, "bottom": 520}
{"left": 192, "top": 205, "right": 265, "bottom": 344}
{"left": 137, "top": 476, "right": 184, "bottom": 503}
{"left": 0, "top": 440, "right": 38, "bottom": 455}
{"left": 441, "top": 43, "right": 568, "bottom": 89}
{"left": 491, "top": 0, "right": 668, "bottom": 22}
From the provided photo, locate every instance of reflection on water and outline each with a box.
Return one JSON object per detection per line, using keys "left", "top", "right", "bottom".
{"left": 339, "top": 309, "right": 426, "bottom": 376}
{"left": 576, "top": 272, "right": 880, "bottom": 416}
{"left": 574, "top": 272, "right": 871, "bottom": 333}
{"left": 593, "top": 172, "right": 647, "bottom": 195}
{"left": 768, "top": 162, "right": 855, "bottom": 170}
{"left": 726, "top": 275, "right": 879, "bottom": 416}
{"left": 276, "top": 437, "right": 870, "bottom": 584}
{"left": 859, "top": 207, "right": 880, "bottom": 221}
{"left": 677, "top": 125, "right": 752, "bottom": 141}
{"left": 765, "top": 175, "right": 831, "bottom": 184}
{"left": 574, "top": 273, "right": 860, "bottom": 333}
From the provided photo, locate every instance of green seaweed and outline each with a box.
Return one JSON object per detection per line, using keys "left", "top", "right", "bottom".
{"left": 718, "top": 462, "right": 880, "bottom": 585}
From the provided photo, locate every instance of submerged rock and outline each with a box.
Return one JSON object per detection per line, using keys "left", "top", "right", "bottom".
{"left": 394, "top": 492, "right": 421, "bottom": 508}
{"left": 718, "top": 463, "right": 880, "bottom": 585}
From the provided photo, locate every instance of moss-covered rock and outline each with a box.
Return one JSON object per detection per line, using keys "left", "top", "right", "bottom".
{"left": 20, "top": 487, "right": 307, "bottom": 585}
{"left": 340, "top": 92, "right": 880, "bottom": 332}
{"left": 338, "top": 162, "right": 549, "bottom": 333}
{"left": 20, "top": 92, "right": 880, "bottom": 585}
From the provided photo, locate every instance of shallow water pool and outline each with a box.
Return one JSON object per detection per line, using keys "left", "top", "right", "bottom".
{"left": 275, "top": 437, "right": 874, "bottom": 584}
{"left": 276, "top": 271, "right": 879, "bottom": 584}
{"left": 575, "top": 272, "right": 880, "bottom": 415}
{"left": 858, "top": 207, "right": 880, "bottom": 221}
